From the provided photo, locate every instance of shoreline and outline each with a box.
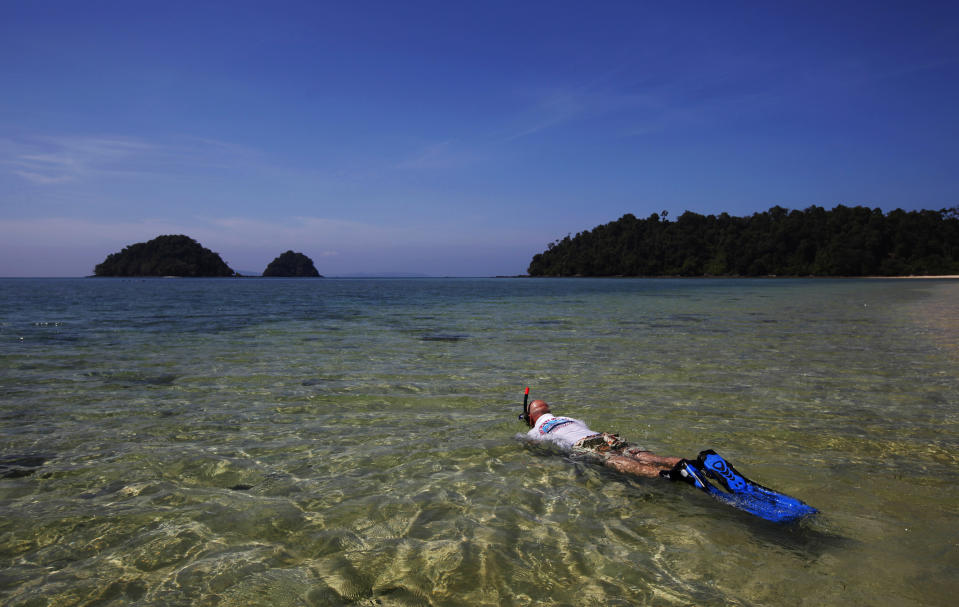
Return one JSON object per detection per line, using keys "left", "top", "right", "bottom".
{"left": 507, "top": 274, "right": 959, "bottom": 279}
{"left": 867, "top": 275, "right": 959, "bottom": 279}
{"left": 2, "top": 274, "right": 959, "bottom": 280}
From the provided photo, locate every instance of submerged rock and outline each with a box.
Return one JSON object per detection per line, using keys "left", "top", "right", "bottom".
{"left": 0, "top": 454, "right": 49, "bottom": 478}
{"left": 420, "top": 334, "right": 468, "bottom": 342}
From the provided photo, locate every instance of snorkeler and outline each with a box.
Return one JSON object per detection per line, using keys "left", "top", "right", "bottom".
{"left": 522, "top": 398, "right": 682, "bottom": 478}
{"left": 519, "top": 391, "right": 818, "bottom": 523}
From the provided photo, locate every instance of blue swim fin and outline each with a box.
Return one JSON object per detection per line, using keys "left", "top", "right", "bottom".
{"left": 661, "top": 453, "right": 817, "bottom": 524}
{"left": 697, "top": 449, "right": 818, "bottom": 522}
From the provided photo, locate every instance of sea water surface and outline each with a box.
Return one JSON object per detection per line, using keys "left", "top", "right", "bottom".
{"left": 1, "top": 277, "right": 957, "bottom": 606}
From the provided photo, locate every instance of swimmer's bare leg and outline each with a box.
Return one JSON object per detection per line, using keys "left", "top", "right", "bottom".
{"left": 603, "top": 455, "right": 669, "bottom": 479}
{"left": 624, "top": 449, "right": 681, "bottom": 468}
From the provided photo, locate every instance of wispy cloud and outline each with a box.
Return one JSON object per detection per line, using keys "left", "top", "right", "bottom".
{"left": 0, "top": 135, "right": 155, "bottom": 184}
{"left": 501, "top": 88, "right": 591, "bottom": 142}
{"left": 395, "top": 140, "right": 465, "bottom": 170}
{"left": 499, "top": 79, "right": 675, "bottom": 143}
{"left": 0, "top": 133, "right": 267, "bottom": 185}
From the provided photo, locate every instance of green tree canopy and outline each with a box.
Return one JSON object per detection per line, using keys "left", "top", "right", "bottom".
{"left": 262, "top": 251, "right": 322, "bottom": 277}
{"left": 528, "top": 205, "right": 959, "bottom": 277}
{"left": 93, "top": 235, "right": 236, "bottom": 277}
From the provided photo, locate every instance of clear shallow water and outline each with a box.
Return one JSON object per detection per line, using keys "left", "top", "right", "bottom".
{"left": 1, "top": 277, "right": 957, "bottom": 606}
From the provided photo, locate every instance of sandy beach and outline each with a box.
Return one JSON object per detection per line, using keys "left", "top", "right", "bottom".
{"left": 875, "top": 275, "right": 959, "bottom": 279}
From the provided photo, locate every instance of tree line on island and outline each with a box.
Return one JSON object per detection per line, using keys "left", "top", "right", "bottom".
{"left": 93, "top": 235, "right": 322, "bottom": 277}
{"left": 528, "top": 205, "right": 959, "bottom": 277}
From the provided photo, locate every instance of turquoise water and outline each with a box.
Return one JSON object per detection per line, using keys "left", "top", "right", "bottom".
{"left": 1, "top": 277, "right": 957, "bottom": 606}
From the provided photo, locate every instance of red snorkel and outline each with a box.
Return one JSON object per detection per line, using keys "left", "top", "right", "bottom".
{"left": 518, "top": 386, "right": 530, "bottom": 424}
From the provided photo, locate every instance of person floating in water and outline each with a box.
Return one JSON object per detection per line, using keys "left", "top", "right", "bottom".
{"left": 519, "top": 391, "right": 819, "bottom": 523}
{"left": 523, "top": 398, "right": 682, "bottom": 478}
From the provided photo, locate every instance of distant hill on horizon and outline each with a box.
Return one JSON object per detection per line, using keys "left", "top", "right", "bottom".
{"left": 232, "top": 272, "right": 439, "bottom": 278}
{"left": 329, "top": 272, "right": 432, "bottom": 278}
{"left": 528, "top": 205, "right": 959, "bottom": 277}
{"left": 262, "top": 251, "right": 322, "bottom": 277}
{"left": 93, "top": 235, "right": 236, "bottom": 277}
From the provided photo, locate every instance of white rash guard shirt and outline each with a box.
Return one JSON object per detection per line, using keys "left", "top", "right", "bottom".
{"left": 526, "top": 413, "right": 598, "bottom": 451}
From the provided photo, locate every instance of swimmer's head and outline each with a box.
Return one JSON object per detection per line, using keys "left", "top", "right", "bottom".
{"left": 526, "top": 400, "right": 550, "bottom": 427}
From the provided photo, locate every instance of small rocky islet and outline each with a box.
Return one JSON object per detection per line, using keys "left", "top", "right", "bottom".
{"left": 92, "top": 235, "right": 322, "bottom": 277}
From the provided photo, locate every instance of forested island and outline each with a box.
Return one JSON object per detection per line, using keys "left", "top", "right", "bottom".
{"left": 94, "top": 235, "right": 237, "bottom": 277}
{"left": 528, "top": 205, "right": 959, "bottom": 277}
{"left": 262, "top": 251, "right": 322, "bottom": 277}
{"left": 92, "top": 236, "right": 326, "bottom": 278}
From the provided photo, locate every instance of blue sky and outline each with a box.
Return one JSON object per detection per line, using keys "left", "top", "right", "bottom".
{"left": 1, "top": 1, "right": 957, "bottom": 276}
